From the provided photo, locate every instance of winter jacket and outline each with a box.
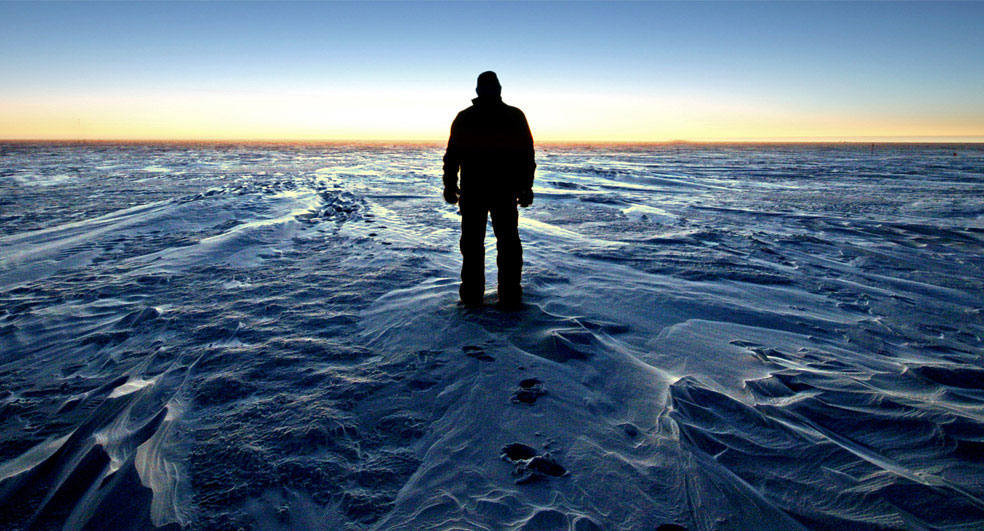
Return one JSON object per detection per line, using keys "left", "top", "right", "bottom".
{"left": 443, "top": 96, "right": 535, "bottom": 200}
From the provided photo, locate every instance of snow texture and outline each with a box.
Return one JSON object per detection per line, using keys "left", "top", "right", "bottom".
{"left": 1, "top": 142, "right": 983, "bottom": 530}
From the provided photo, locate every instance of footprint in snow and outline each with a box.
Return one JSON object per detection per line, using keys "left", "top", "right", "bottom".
{"left": 511, "top": 378, "right": 546, "bottom": 405}
{"left": 500, "top": 443, "right": 567, "bottom": 484}
{"left": 463, "top": 345, "right": 494, "bottom": 362}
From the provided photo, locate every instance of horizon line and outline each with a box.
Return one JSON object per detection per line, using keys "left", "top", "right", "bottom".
{"left": 2, "top": 137, "right": 983, "bottom": 145}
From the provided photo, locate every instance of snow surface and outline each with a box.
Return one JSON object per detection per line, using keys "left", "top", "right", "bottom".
{"left": 1, "top": 142, "right": 983, "bottom": 530}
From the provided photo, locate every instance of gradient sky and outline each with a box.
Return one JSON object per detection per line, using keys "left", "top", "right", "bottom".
{"left": 1, "top": 1, "right": 983, "bottom": 141}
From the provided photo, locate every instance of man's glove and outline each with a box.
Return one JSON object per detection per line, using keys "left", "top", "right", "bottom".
{"left": 518, "top": 188, "right": 533, "bottom": 208}
{"left": 443, "top": 185, "right": 460, "bottom": 205}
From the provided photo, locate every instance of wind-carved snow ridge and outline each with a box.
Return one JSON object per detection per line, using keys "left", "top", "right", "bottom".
{"left": 295, "top": 188, "right": 366, "bottom": 223}
{"left": 135, "top": 399, "right": 189, "bottom": 528}
{"left": 1, "top": 142, "right": 983, "bottom": 530}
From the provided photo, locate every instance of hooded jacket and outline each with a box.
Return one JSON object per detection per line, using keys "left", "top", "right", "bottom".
{"left": 443, "top": 95, "right": 535, "bottom": 201}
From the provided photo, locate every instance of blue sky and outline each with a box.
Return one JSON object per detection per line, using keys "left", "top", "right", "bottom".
{"left": 2, "top": 1, "right": 982, "bottom": 140}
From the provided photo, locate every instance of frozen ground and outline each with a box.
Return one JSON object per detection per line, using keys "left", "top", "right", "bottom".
{"left": 1, "top": 142, "right": 983, "bottom": 530}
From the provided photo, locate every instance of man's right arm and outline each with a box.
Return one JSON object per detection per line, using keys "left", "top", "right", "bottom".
{"left": 517, "top": 110, "right": 535, "bottom": 207}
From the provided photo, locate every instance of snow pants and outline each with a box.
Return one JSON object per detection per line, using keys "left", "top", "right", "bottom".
{"left": 459, "top": 198, "right": 522, "bottom": 306}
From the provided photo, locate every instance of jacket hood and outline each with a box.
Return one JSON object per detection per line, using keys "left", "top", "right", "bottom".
{"left": 472, "top": 95, "right": 503, "bottom": 105}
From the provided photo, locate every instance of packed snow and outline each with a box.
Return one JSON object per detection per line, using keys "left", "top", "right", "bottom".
{"left": 1, "top": 142, "right": 983, "bottom": 530}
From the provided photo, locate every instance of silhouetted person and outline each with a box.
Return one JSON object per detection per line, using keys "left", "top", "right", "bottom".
{"left": 443, "top": 71, "right": 535, "bottom": 308}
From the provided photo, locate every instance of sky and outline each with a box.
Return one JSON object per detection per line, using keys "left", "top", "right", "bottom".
{"left": 1, "top": 1, "right": 983, "bottom": 142}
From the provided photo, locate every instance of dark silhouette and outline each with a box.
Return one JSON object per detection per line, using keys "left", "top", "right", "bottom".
{"left": 443, "top": 71, "right": 535, "bottom": 308}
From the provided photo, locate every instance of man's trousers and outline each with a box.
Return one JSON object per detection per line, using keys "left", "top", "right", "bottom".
{"left": 459, "top": 198, "right": 523, "bottom": 306}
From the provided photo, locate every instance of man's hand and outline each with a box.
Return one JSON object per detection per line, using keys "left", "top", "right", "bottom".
{"left": 443, "top": 185, "right": 460, "bottom": 205}
{"left": 518, "top": 188, "right": 533, "bottom": 208}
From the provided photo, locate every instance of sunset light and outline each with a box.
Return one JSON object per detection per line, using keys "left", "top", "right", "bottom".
{"left": 2, "top": 1, "right": 982, "bottom": 142}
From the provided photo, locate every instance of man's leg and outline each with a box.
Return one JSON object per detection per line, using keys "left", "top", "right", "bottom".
{"left": 459, "top": 200, "right": 488, "bottom": 306}
{"left": 490, "top": 202, "right": 522, "bottom": 306}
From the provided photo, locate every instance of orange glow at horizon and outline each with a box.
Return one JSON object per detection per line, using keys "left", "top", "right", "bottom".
{"left": 2, "top": 89, "right": 982, "bottom": 143}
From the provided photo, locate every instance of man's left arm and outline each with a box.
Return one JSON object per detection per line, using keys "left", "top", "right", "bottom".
{"left": 442, "top": 118, "right": 461, "bottom": 204}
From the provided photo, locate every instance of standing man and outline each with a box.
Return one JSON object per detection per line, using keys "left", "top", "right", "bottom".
{"left": 443, "top": 71, "right": 535, "bottom": 308}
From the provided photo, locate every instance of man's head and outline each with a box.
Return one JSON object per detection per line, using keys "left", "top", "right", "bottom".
{"left": 476, "top": 71, "right": 501, "bottom": 97}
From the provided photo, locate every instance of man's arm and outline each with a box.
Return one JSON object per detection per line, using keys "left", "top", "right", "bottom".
{"left": 518, "top": 111, "right": 535, "bottom": 207}
{"left": 442, "top": 118, "right": 461, "bottom": 204}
